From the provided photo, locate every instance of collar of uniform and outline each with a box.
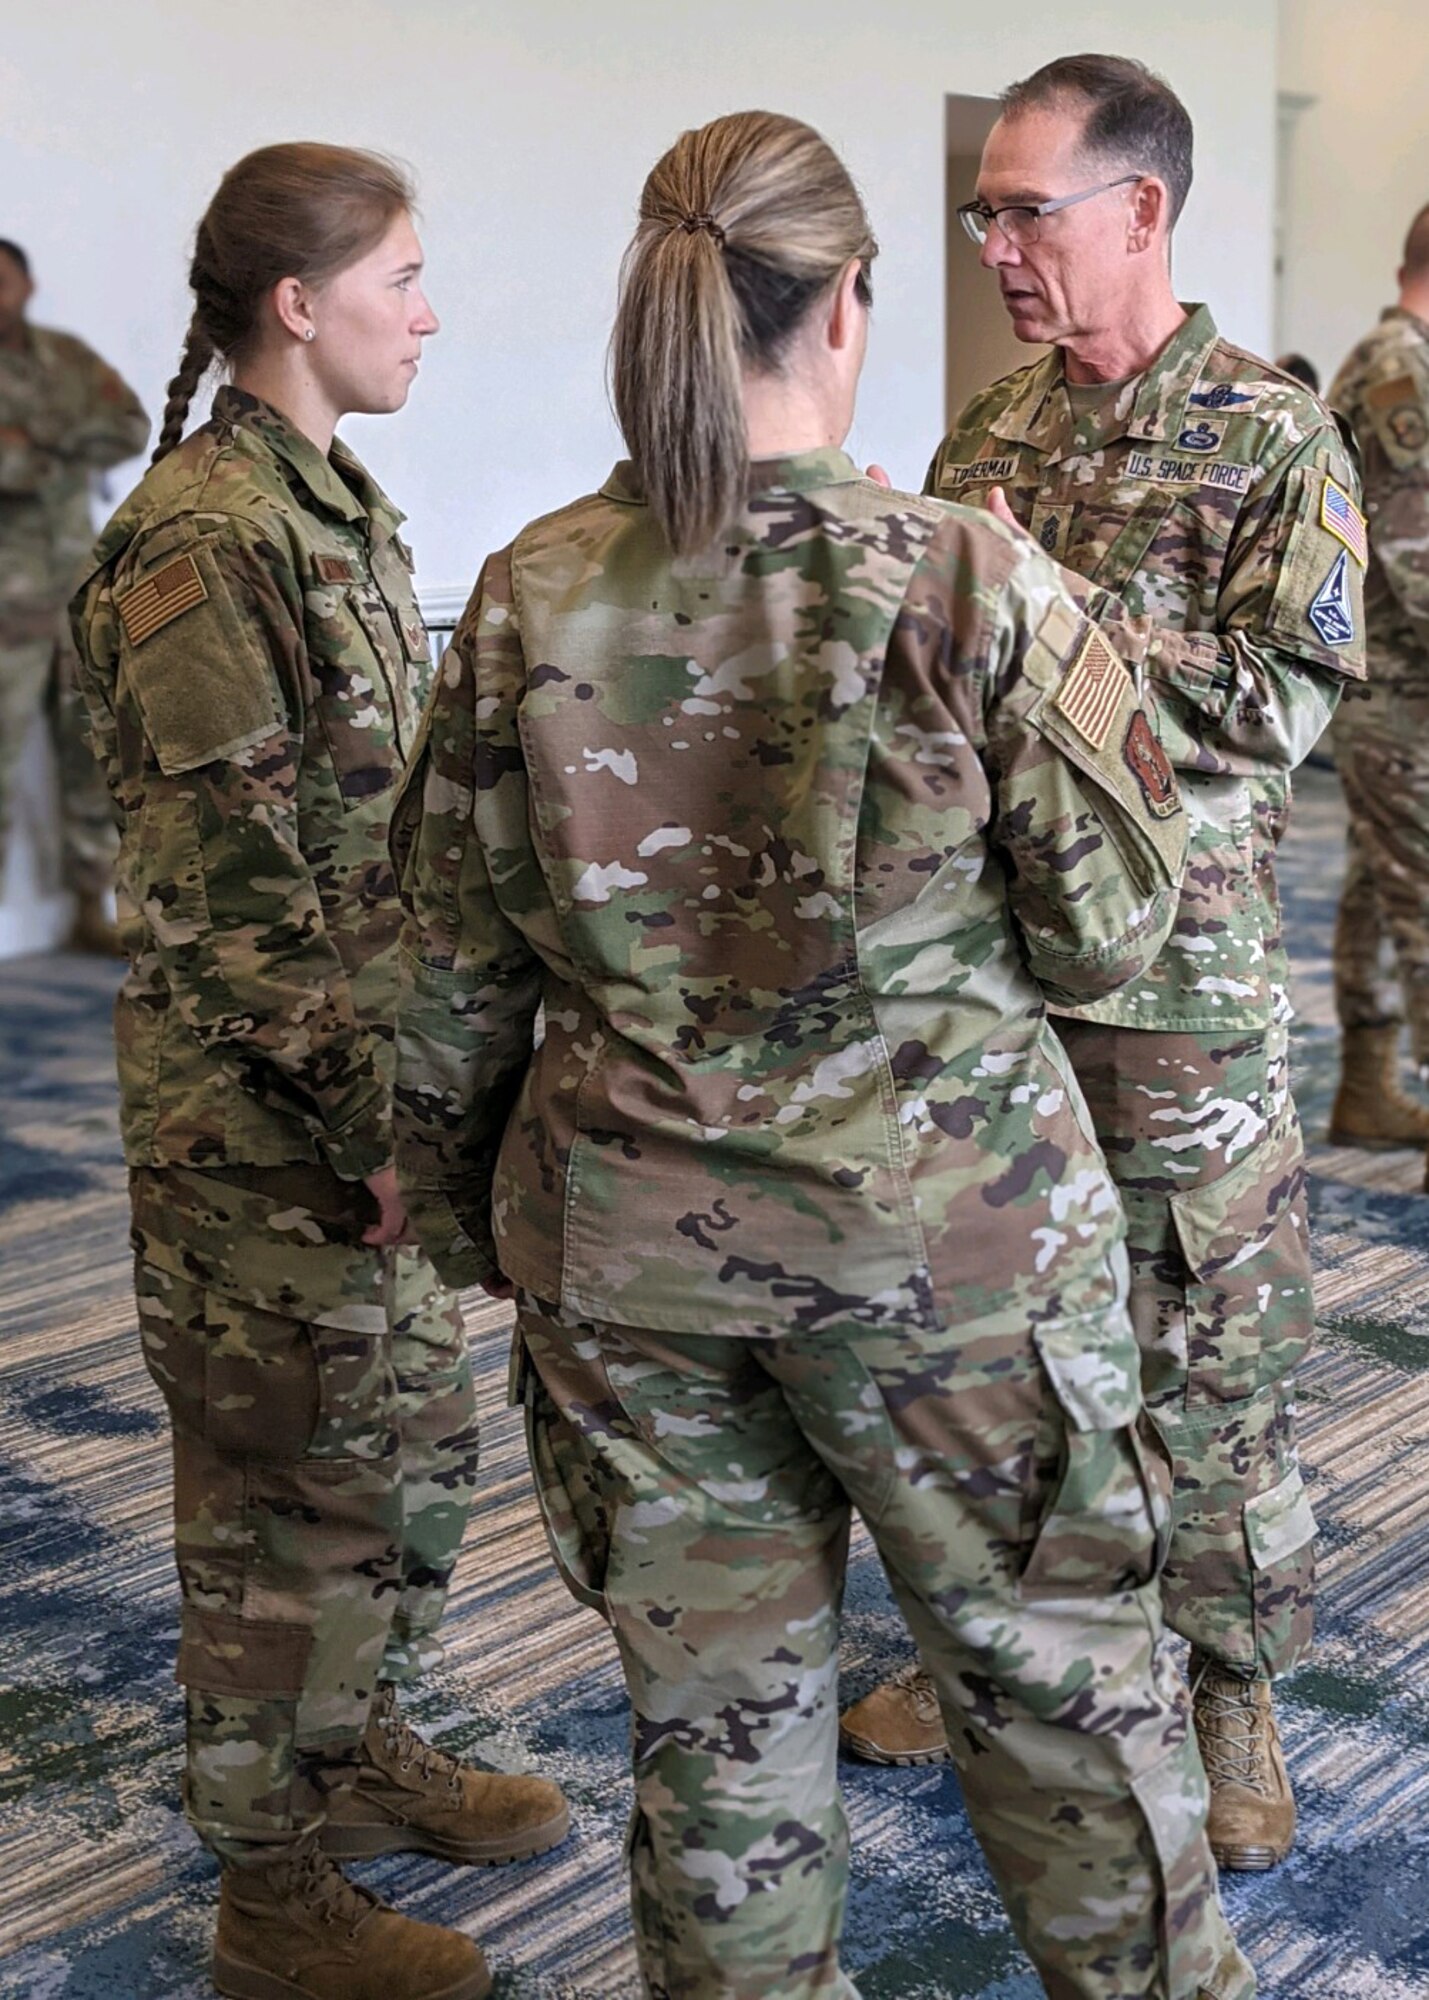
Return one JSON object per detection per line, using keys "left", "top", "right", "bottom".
{"left": 211, "top": 385, "right": 405, "bottom": 539}
{"left": 1381, "top": 304, "right": 1429, "bottom": 342}
{"left": 989, "top": 302, "right": 1220, "bottom": 457}
{"left": 601, "top": 447, "right": 863, "bottom": 506}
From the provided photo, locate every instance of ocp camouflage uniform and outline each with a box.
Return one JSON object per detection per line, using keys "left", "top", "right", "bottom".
{"left": 0, "top": 324, "right": 147, "bottom": 898}
{"left": 69, "top": 386, "right": 479, "bottom": 1865}
{"left": 928, "top": 302, "right": 1368, "bottom": 1677}
{"left": 393, "top": 450, "right": 1254, "bottom": 1998}
{"left": 1328, "top": 309, "right": 1429, "bottom": 1058}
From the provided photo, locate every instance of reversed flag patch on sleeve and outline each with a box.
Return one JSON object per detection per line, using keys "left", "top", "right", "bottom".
{"left": 1320, "top": 480, "right": 1368, "bottom": 567}
{"left": 1051, "top": 627, "right": 1130, "bottom": 751}
{"left": 116, "top": 553, "right": 208, "bottom": 647}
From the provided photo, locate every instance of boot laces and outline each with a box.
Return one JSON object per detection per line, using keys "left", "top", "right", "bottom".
{"left": 276, "top": 1840, "right": 377, "bottom": 1936}
{"left": 890, "top": 1662, "right": 941, "bottom": 1721}
{"left": 375, "top": 1687, "right": 465, "bottom": 1795}
{"left": 1193, "top": 1667, "right": 1270, "bottom": 1795}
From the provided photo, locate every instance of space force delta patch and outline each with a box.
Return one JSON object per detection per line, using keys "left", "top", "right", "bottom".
{"left": 116, "top": 553, "right": 208, "bottom": 646}
{"left": 1308, "top": 548, "right": 1357, "bottom": 647}
{"left": 1125, "top": 450, "right": 1253, "bottom": 496}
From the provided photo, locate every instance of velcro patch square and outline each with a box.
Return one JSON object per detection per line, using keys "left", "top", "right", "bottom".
{"left": 116, "top": 553, "right": 208, "bottom": 647}
{"left": 313, "top": 554, "right": 356, "bottom": 585}
{"left": 1321, "top": 479, "right": 1368, "bottom": 567}
{"left": 1051, "top": 627, "right": 1129, "bottom": 750}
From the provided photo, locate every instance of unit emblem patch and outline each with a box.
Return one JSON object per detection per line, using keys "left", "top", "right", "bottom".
{"left": 1308, "top": 549, "right": 1357, "bottom": 647}
{"left": 1123, "top": 710, "right": 1179, "bottom": 818}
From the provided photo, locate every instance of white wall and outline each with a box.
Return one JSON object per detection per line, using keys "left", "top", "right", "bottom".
{"left": 1278, "top": 0, "right": 1429, "bottom": 389}
{"left": 0, "top": 0, "right": 1279, "bottom": 953}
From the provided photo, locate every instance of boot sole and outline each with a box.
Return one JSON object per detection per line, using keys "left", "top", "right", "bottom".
{"left": 1209, "top": 1840, "right": 1293, "bottom": 1872}
{"left": 213, "top": 1945, "right": 492, "bottom": 2000}
{"left": 320, "top": 1802, "right": 571, "bottom": 1867}
{"left": 838, "top": 1727, "right": 951, "bottom": 1768}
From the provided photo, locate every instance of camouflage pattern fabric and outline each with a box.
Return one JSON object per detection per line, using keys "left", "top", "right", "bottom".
{"left": 70, "top": 385, "right": 433, "bottom": 1181}
{"left": 389, "top": 452, "right": 1256, "bottom": 1988}
{"left": 130, "top": 1162, "right": 478, "bottom": 1864}
{"left": 393, "top": 449, "right": 1184, "bottom": 1340}
{"left": 1056, "top": 1019, "right": 1315, "bottom": 1675}
{"left": 928, "top": 305, "right": 1358, "bottom": 1678}
{"left": 514, "top": 1293, "right": 1254, "bottom": 2000}
{"left": 67, "top": 390, "right": 476, "bottom": 1863}
{"left": 1329, "top": 308, "right": 1429, "bottom": 1053}
{"left": 0, "top": 324, "right": 147, "bottom": 894}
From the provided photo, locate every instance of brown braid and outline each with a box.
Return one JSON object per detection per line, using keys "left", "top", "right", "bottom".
{"left": 151, "top": 314, "right": 215, "bottom": 464}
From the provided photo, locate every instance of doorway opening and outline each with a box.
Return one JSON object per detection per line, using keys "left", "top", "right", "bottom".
{"left": 944, "top": 93, "right": 1044, "bottom": 429}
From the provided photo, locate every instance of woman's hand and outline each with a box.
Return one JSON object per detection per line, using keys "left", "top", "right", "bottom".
{"left": 362, "top": 1164, "right": 413, "bottom": 1247}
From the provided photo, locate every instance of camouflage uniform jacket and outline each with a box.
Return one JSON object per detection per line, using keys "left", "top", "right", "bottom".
{"left": 0, "top": 323, "right": 148, "bottom": 642}
{"left": 928, "top": 302, "right": 1368, "bottom": 1033}
{"left": 393, "top": 450, "right": 1187, "bottom": 1339}
{"left": 70, "top": 386, "right": 432, "bottom": 1180}
{"left": 1329, "top": 307, "right": 1429, "bottom": 692}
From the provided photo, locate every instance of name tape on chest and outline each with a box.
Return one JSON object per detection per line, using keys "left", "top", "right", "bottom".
{"left": 1051, "top": 626, "right": 1129, "bottom": 750}
{"left": 1124, "top": 449, "right": 1253, "bottom": 497}
{"left": 940, "top": 456, "right": 1018, "bottom": 488}
{"left": 313, "top": 554, "right": 357, "bottom": 585}
{"left": 1320, "top": 480, "right": 1368, "bottom": 567}
{"left": 116, "top": 553, "right": 208, "bottom": 648}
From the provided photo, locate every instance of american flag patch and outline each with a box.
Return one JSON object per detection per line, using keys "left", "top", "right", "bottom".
{"left": 1321, "top": 480, "right": 1368, "bottom": 568}
{"left": 1052, "top": 627, "right": 1129, "bottom": 750}
{"left": 116, "top": 553, "right": 208, "bottom": 646}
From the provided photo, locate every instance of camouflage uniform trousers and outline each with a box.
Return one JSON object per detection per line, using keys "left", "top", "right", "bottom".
{"left": 0, "top": 615, "right": 116, "bottom": 899}
{"left": 515, "top": 1292, "right": 1255, "bottom": 2000}
{"left": 1055, "top": 1019, "right": 1316, "bottom": 1680}
{"left": 129, "top": 1162, "right": 480, "bottom": 1866}
{"left": 1331, "top": 685, "right": 1429, "bottom": 1061}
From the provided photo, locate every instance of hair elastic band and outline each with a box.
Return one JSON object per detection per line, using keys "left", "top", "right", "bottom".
{"left": 680, "top": 212, "right": 727, "bottom": 246}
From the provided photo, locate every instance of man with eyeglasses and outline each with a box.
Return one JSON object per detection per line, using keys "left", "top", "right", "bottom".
{"left": 841, "top": 53, "right": 1365, "bottom": 1875}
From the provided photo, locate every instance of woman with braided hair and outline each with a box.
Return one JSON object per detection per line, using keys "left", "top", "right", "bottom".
{"left": 69, "top": 142, "right": 567, "bottom": 2000}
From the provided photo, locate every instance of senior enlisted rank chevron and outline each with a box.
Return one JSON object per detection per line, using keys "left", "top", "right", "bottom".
{"left": 841, "top": 53, "right": 1367, "bottom": 1878}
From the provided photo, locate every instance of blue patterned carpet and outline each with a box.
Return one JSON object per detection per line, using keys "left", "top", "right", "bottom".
{"left": 2, "top": 764, "right": 1427, "bottom": 1998}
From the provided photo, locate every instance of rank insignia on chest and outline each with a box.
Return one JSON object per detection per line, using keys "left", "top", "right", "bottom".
{"left": 1176, "top": 420, "right": 1224, "bottom": 452}
{"left": 115, "top": 552, "right": 208, "bottom": 646}
{"left": 1123, "top": 710, "right": 1179, "bottom": 817}
{"left": 1308, "top": 548, "right": 1357, "bottom": 647}
{"left": 1320, "top": 480, "right": 1368, "bottom": 567}
{"left": 1052, "top": 627, "right": 1128, "bottom": 749}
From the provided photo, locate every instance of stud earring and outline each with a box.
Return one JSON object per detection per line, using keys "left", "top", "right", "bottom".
{"left": 303, "top": 328, "right": 316, "bottom": 343}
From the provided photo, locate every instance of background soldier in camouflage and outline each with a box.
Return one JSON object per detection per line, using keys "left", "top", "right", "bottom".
{"left": 70, "top": 146, "right": 563, "bottom": 2000}
{"left": 0, "top": 238, "right": 147, "bottom": 949}
{"left": 395, "top": 109, "right": 1254, "bottom": 2000}
{"left": 1327, "top": 204, "right": 1429, "bottom": 1155}
{"left": 842, "top": 56, "right": 1365, "bottom": 1875}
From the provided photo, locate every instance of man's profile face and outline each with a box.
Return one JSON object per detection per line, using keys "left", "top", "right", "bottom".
{"left": 0, "top": 251, "right": 34, "bottom": 345}
{"left": 975, "top": 104, "right": 1140, "bottom": 350}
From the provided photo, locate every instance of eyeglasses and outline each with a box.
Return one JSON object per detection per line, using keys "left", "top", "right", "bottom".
{"left": 957, "top": 174, "right": 1142, "bottom": 248}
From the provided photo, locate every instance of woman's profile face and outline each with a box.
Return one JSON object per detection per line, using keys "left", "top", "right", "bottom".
{"left": 308, "top": 210, "right": 439, "bottom": 417}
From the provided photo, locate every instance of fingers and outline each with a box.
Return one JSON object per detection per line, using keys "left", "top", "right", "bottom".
{"left": 865, "top": 462, "right": 892, "bottom": 489}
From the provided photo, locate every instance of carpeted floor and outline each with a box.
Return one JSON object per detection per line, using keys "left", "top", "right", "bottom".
{"left": 2, "top": 763, "right": 1427, "bottom": 1998}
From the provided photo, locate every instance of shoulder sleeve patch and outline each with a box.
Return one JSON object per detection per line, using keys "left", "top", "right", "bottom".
{"left": 1320, "top": 478, "right": 1368, "bottom": 567}
{"left": 116, "top": 553, "right": 208, "bottom": 646}
{"left": 1051, "top": 626, "right": 1132, "bottom": 750}
{"left": 1365, "top": 372, "right": 1429, "bottom": 465}
{"left": 1261, "top": 464, "right": 1368, "bottom": 677}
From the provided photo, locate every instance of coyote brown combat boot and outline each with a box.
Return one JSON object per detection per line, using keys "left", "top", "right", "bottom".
{"left": 1329, "top": 1023, "right": 1429, "bottom": 1148}
{"left": 839, "top": 1662, "right": 950, "bottom": 1767}
{"left": 213, "top": 1837, "right": 491, "bottom": 1999}
{"left": 1190, "top": 1652, "right": 1296, "bottom": 1871}
{"left": 321, "top": 1682, "right": 570, "bottom": 1866}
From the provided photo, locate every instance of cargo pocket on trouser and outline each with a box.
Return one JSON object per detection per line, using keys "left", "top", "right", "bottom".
{"left": 179, "top": 1606, "right": 316, "bottom": 1863}
{"left": 1169, "top": 1113, "right": 1312, "bottom": 1407}
{"left": 1021, "top": 1311, "right": 1167, "bottom": 1595}
{"left": 510, "top": 1320, "right": 614, "bottom": 1618}
{"left": 1246, "top": 1459, "right": 1317, "bottom": 1676}
{"left": 1131, "top": 1732, "right": 1255, "bottom": 2000}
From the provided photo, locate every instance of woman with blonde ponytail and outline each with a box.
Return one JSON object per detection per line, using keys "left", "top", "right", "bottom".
{"left": 69, "top": 143, "right": 566, "bottom": 2000}
{"left": 393, "top": 109, "right": 1252, "bottom": 1999}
